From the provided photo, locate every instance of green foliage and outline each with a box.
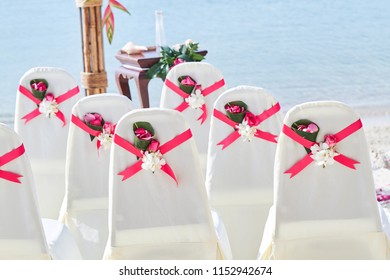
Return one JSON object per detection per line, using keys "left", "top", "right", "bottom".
{"left": 146, "top": 42, "right": 205, "bottom": 81}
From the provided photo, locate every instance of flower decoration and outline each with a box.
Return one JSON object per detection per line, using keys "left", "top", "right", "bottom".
{"left": 185, "top": 85, "right": 205, "bottom": 109}
{"left": 225, "top": 101, "right": 248, "bottom": 123}
{"left": 225, "top": 101, "right": 258, "bottom": 142}
{"left": 30, "top": 79, "right": 48, "bottom": 101}
{"left": 178, "top": 75, "right": 197, "bottom": 94}
{"left": 291, "top": 119, "right": 320, "bottom": 154}
{"left": 38, "top": 93, "right": 59, "bottom": 118}
{"left": 310, "top": 135, "right": 340, "bottom": 168}
{"left": 30, "top": 79, "right": 62, "bottom": 119}
{"left": 133, "top": 122, "right": 166, "bottom": 172}
{"left": 83, "top": 112, "right": 115, "bottom": 150}
{"left": 146, "top": 40, "right": 205, "bottom": 81}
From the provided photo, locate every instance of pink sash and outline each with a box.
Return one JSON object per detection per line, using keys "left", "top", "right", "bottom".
{"left": 214, "top": 102, "right": 280, "bottom": 150}
{"left": 283, "top": 119, "right": 362, "bottom": 178}
{"left": 0, "top": 144, "right": 25, "bottom": 183}
{"left": 19, "top": 84, "right": 79, "bottom": 126}
{"left": 164, "top": 79, "right": 225, "bottom": 124}
{"left": 114, "top": 129, "right": 193, "bottom": 186}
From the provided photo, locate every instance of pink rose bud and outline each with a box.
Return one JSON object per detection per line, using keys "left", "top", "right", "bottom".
{"left": 32, "top": 81, "right": 47, "bottom": 92}
{"left": 83, "top": 113, "right": 103, "bottom": 126}
{"left": 103, "top": 122, "right": 115, "bottom": 134}
{"left": 173, "top": 57, "right": 185, "bottom": 66}
{"left": 297, "top": 124, "right": 307, "bottom": 131}
{"left": 244, "top": 111, "right": 258, "bottom": 127}
{"left": 181, "top": 76, "right": 196, "bottom": 86}
{"left": 135, "top": 127, "right": 153, "bottom": 140}
{"left": 324, "top": 134, "right": 337, "bottom": 147}
{"left": 148, "top": 139, "right": 160, "bottom": 152}
{"left": 45, "top": 93, "right": 55, "bottom": 101}
{"left": 225, "top": 105, "right": 244, "bottom": 114}
{"left": 307, "top": 123, "right": 319, "bottom": 133}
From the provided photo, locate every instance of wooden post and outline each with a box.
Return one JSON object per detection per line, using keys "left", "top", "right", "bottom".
{"left": 76, "top": 0, "right": 108, "bottom": 95}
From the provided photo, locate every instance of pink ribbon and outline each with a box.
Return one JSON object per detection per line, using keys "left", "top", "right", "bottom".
{"left": 214, "top": 102, "right": 280, "bottom": 150}
{"left": 164, "top": 78, "right": 225, "bottom": 124}
{"left": 71, "top": 114, "right": 115, "bottom": 151}
{"left": 114, "top": 129, "right": 193, "bottom": 186}
{"left": 19, "top": 84, "right": 80, "bottom": 126}
{"left": 283, "top": 119, "right": 362, "bottom": 178}
{"left": 0, "top": 144, "right": 25, "bottom": 184}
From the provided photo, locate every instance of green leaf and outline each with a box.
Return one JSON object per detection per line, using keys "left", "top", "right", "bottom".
{"left": 30, "top": 78, "right": 48, "bottom": 101}
{"left": 191, "top": 53, "right": 205, "bottom": 61}
{"left": 133, "top": 121, "right": 154, "bottom": 151}
{"left": 225, "top": 101, "right": 248, "bottom": 123}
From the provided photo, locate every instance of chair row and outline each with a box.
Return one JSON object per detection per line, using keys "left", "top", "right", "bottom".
{"left": 6, "top": 64, "right": 390, "bottom": 260}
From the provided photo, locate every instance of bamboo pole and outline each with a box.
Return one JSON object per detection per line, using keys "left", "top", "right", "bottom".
{"left": 76, "top": 0, "right": 108, "bottom": 95}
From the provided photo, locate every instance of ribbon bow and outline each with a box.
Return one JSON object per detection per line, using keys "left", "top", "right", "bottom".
{"left": 164, "top": 78, "right": 225, "bottom": 124}
{"left": 19, "top": 84, "right": 79, "bottom": 126}
{"left": 0, "top": 144, "right": 25, "bottom": 184}
{"left": 214, "top": 102, "right": 280, "bottom": 150}
{"left": 114, "top": 129, "right": 193, "bottom": 186}
{"left": 71, "top": 114, "right": 115, "bottom": 151}
{"left": 283, "top": 119, "right": 362, "bottom": 178}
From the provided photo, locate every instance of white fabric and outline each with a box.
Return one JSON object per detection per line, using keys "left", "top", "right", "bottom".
{"left": 59, "top": 94, "right": 134, "bottom": 260}
{"left": 14, "top": 67, "right": 82, "bottom": 219}
{"left": 42, "top": 218, "right": 82, "bottom": 260}
{"left": 103, "top": 108, "right": 232, "bottom": 259}
{"left": 258, "top": 101, "right": 390, "bottom": 260}
{"left": 0, "top": 123, "right": 81, "bottom": 260}
{"left": 160, "top": 62, "right": 227, "bottom": 172}
{"left": 206, "top": 86, "right": 283, "bottom": 259}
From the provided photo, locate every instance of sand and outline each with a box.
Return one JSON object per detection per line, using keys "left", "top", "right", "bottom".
{"left": 361, "top": 109, "right": 390, "bottom": 219}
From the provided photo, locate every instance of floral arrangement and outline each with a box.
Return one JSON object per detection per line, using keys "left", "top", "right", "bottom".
{"left": 291, "top": 119, "right": 340, "bottom": 168}
{"left": 177, "top": 75, "right": 206, "bottom": 110}
{"left": 146, "top": 40, "right": 205, "bottom": 81}
{"left": 30, "top": 79, "right": 59, "bottom": 118}
{"left": 178, "top": 76, "right": 196, "bottom": 94}
{"left": 83, "top": 112, "right": 115, "bottom": 150}
{"left": 291, "top": 120, "right": 319, "bottom": 154}
{"left": 133, "top": 122, "right": 166, "bottom": 172}
{"left": 225, "top": 101, "right": 258, "bottom": 142}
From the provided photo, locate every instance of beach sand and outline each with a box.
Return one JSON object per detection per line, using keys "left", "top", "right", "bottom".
{"left": 360, "top": 107, "right": 390, "bottom": 219}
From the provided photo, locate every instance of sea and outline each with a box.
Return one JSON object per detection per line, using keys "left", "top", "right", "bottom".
{"left": 1, "top": 0, "right": 390, "bottom": 125}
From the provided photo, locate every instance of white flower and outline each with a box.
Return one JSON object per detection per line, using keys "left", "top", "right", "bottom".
{"left": 310, "top": 142, "right": 339, "bottom": 168}
{"left": 185, "top": 89, "right": 205, "bottom": 109}
{"left": 97, "top": 132, "right": 113, "bottom": 150}
{"left": 141, "top": 150, "right": 166, "bottom": 172}
{"left": 236, "top": 120, "right": 257, "bottom": 142}
{"left": 38, "top": 99, "right": 59, "bottom": 118}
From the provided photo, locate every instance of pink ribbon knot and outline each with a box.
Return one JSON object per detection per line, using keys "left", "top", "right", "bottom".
{"left": 164, "top": 78, "right": 225, "bottom": 125}
{"left": 283, "top": 119, "right": 362, "bottom": 178}
{"left": 114, "top": 129, "right": 193, "bottom": 186}
{"left": 0, "top": 144, "right": 25, "bottom": 184}
{"left": 71, "top": 114, "right": 116, "bottom": 151}
{"left": 19, "top": 84, "right": 79, "bottom": 126}
{"left": 213, "top": 102, "right": 281, "bottom": 150}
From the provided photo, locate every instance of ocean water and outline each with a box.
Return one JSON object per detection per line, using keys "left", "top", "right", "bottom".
{"left": 1, "top": 0, "right": 390, "bottom": 124}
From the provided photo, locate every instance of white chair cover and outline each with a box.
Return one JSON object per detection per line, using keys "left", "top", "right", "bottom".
{"left": 0, "top": 123, "right": 82, "bottom": 260}
{"left": 160, "top": 62, "right": 227, "bottom": 172}
{"left": 206, "top": 86, "right": 283, "bottom": 259}
{"left": 103, "top": 108, "right": 231, "bottom": 260}
{"left": 59, "top": 94, "right": 134, "bottom": 260}
{"left": 14, "top": 67, "right": 82, "bottom": 219}
{"left": 259, "top": 101, "right": 390, "bottom": 260}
